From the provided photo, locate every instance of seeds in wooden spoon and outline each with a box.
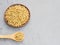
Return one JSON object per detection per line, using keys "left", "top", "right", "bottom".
{"left": 14, "top": 32, "right": 24, "bottom": 41}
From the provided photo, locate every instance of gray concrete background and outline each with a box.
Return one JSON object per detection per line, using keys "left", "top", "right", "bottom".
{"left": 0, "top": 0, "right": 60, "bottom": 45}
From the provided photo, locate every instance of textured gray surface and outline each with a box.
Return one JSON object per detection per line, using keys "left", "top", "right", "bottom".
{"left": 0, "top": 0, "right": 60, "bottom": 45}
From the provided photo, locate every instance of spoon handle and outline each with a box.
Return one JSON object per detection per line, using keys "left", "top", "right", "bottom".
{"left": 0, "top": 35, "right": 11, "bottom": 38}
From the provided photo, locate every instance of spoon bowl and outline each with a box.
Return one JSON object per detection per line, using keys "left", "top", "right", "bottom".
{"left": 12, "top": 32, "right": 24, "bottom": 41}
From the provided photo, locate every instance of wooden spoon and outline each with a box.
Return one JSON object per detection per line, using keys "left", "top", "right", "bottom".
{"left": 0, "top": 32, "right": 24, "bottom": 41}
